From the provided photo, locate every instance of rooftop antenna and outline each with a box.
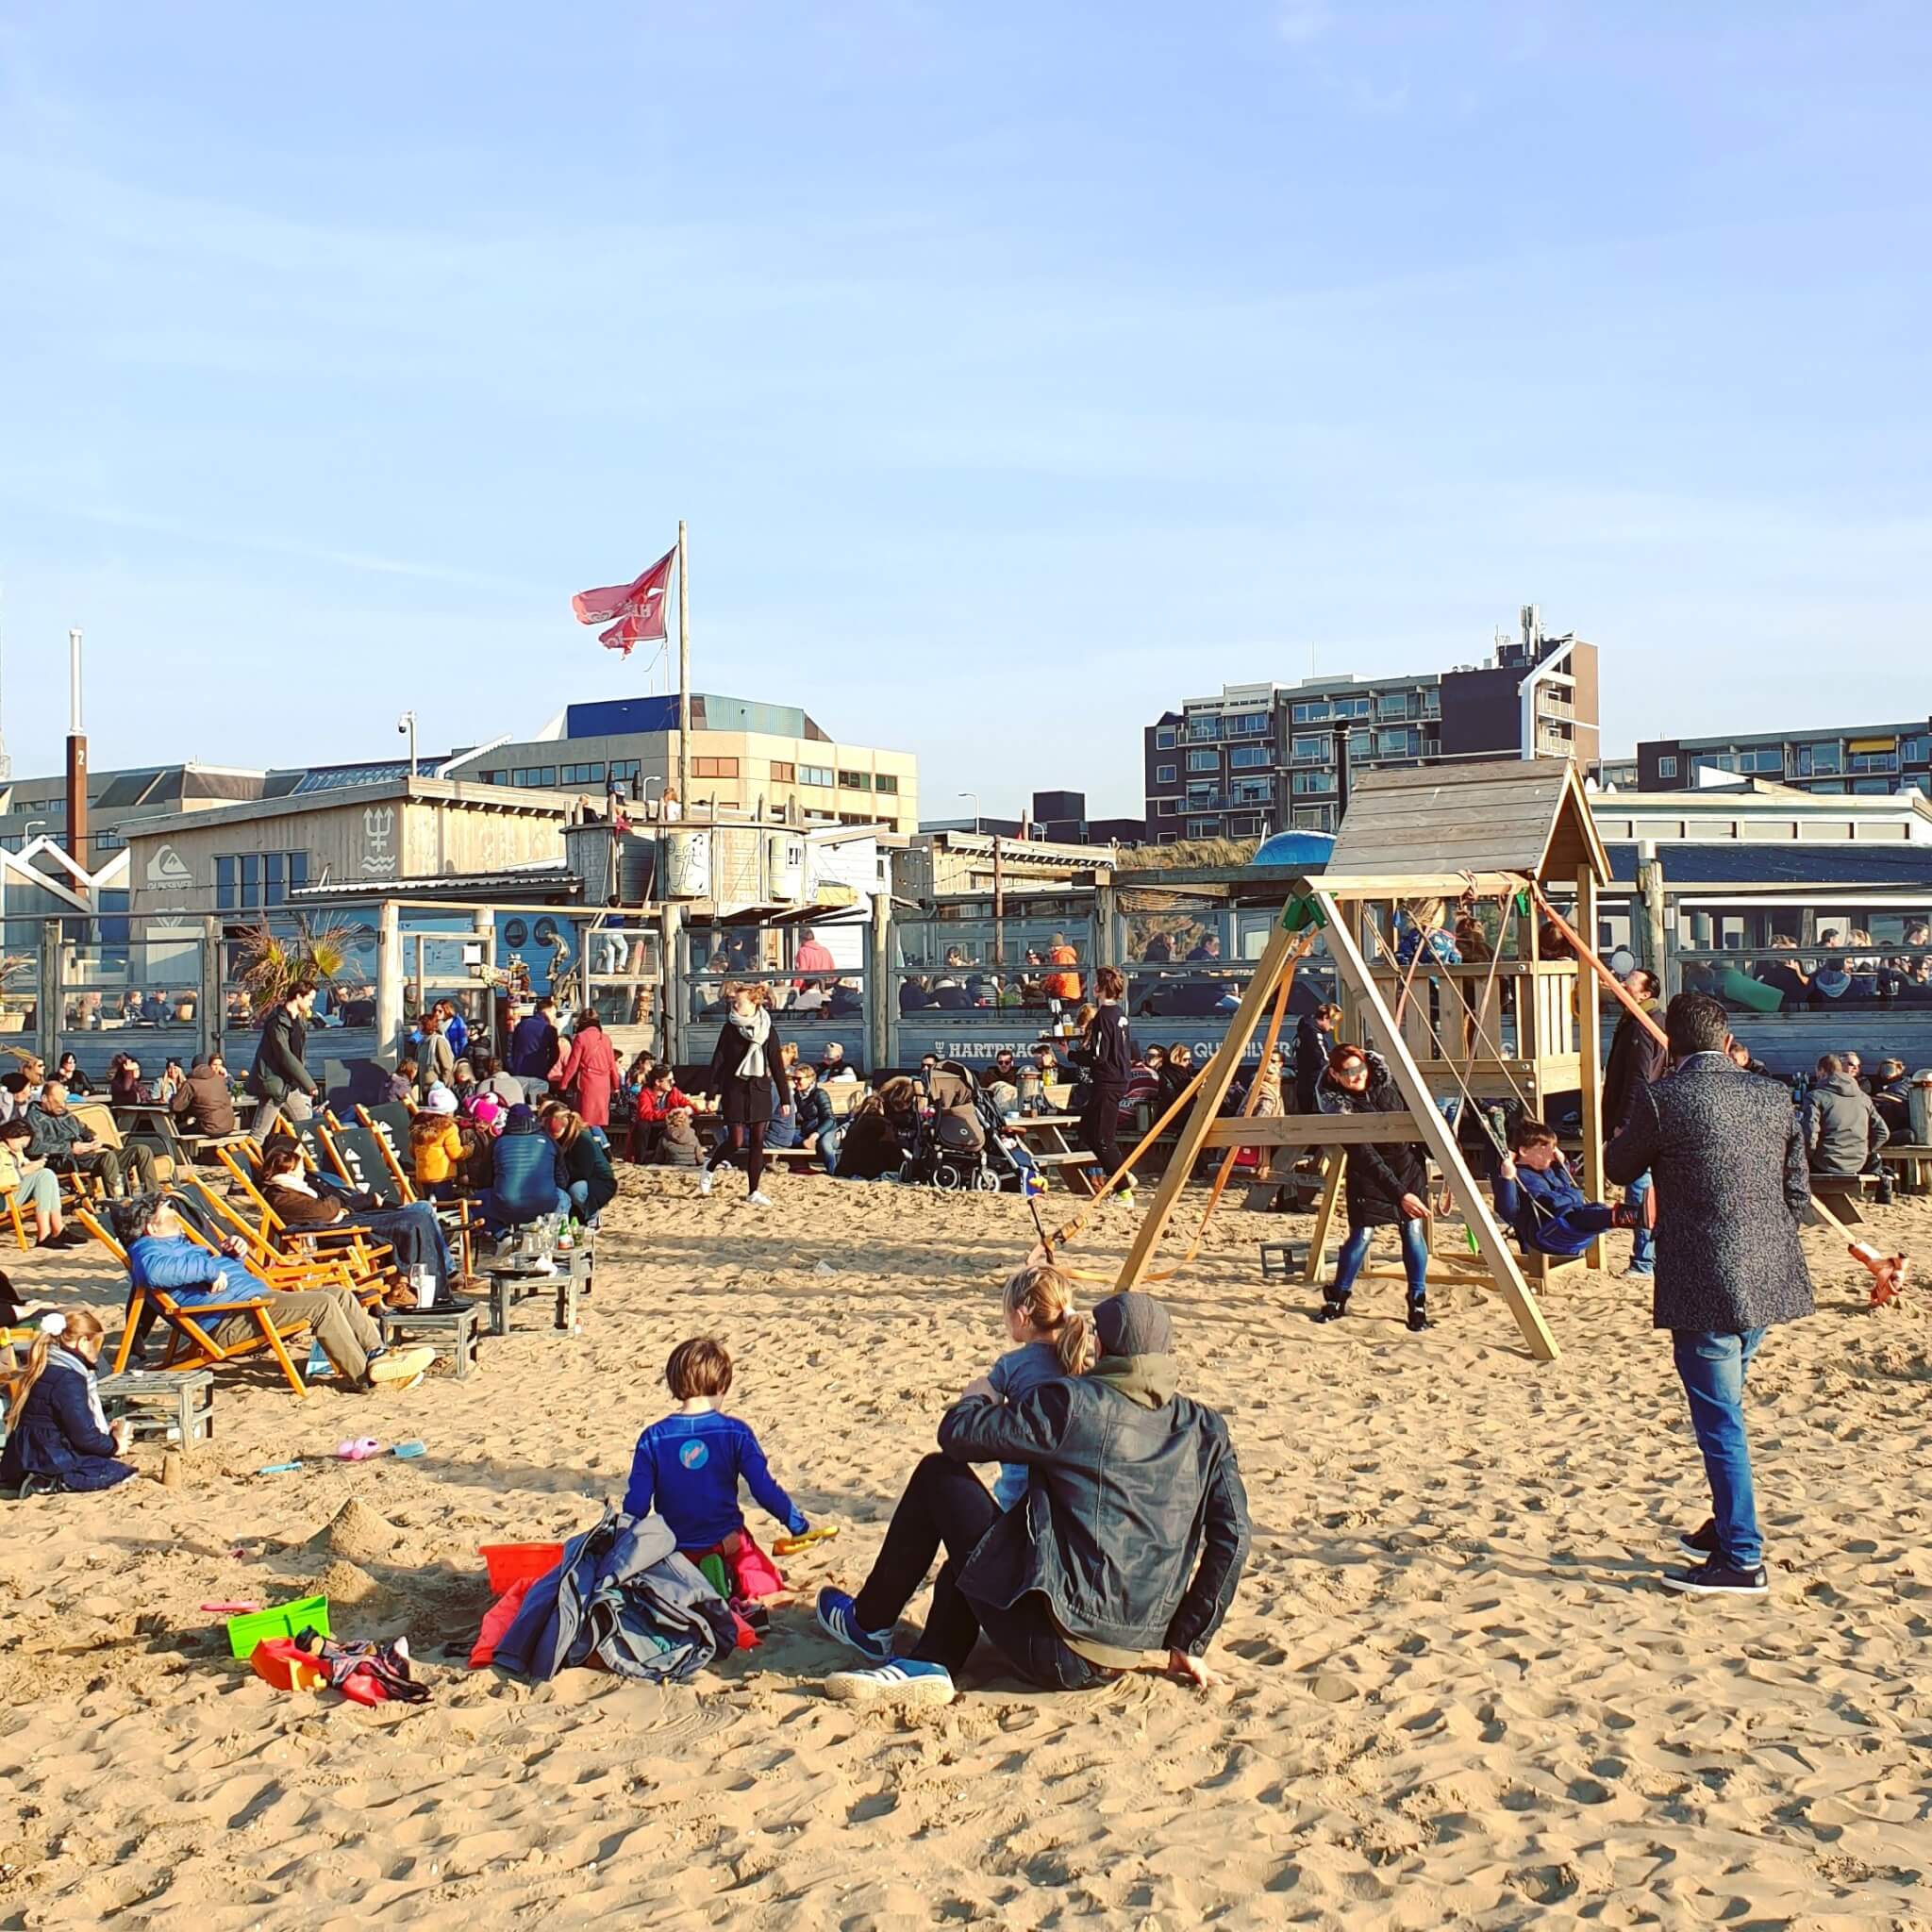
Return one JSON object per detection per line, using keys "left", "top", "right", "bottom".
{"left": 66, "top": 627, "right": 89, "bottom": 864}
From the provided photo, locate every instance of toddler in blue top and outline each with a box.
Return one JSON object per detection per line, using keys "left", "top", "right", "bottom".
{"left": 624, "top": 1336, "right": 807, "bottom": 1599}
{"left": 974, "top": 1263, "right": 1091, "bottom": 1511}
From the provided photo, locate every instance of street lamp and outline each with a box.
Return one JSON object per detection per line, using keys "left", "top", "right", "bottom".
{"left": 958, "top": 791, "right": 980, "bottom": 833}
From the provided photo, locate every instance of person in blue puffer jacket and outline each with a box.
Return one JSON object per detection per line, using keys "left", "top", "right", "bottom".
{"left": 1492, "top": 1119, "right": 1636, "bottom": 1258}
{"left": 482, "top": 1104, "right": 571, "bottom": 1234}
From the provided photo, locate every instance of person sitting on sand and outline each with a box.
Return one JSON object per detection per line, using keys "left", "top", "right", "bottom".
{"left": 834, "top": 1077, "right": 918, "bottom": 1182}
{"left": 479, "top": 1104, "right": 571, "bottom": 1234}
{"left": 815, "top": 1291, "right": 1249, "bottom": 1708}
{"left": 982, "top": 1262, "right": 1091, "bottom": 1511}
{"left": 1493, "top": 1119, "right": 1636, "bottom": 1259}
{"left": 256, "top": 1139, "right": 468, "bottom": 1310}
{"left": 115, "top": 1196, "right": 431, "bottom": 1391}
{"left": 1, "top": 1308, "right": 137, "bottom": 1495}
{"left": 624, "top": 1336, "right": 809, "bottom": 1600}
{"left": 655, "top": 1104, "right": 704, "bottom": 1169}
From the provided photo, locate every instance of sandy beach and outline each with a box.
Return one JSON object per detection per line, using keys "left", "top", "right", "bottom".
{"left": 3, "top": 1171, "right": 1930, "bottom": 1930}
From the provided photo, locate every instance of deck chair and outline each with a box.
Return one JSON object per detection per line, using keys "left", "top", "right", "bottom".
{"left": 351, "top": 1104, "right": 475, "bottom": 1276}
{"left": 79, "top": 1207, "right": 312, "bottom": 1397}
{"left": 210, "top": 1148, "right": 397, "bottom": 1291}
{"left": 2, "top": 1183, "right": 28, "bottom": 1250}
{"left": 319, "top": 1121, "right": 406, "bottom": 1207}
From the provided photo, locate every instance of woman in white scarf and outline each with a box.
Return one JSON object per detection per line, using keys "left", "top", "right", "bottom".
{"left": 701, "top": 985, "right": 791, "bottom": 1208}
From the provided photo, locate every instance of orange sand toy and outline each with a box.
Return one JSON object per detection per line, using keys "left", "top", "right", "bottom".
{"left": 250, "top": 1639, "right": 328, "bottom": 1694}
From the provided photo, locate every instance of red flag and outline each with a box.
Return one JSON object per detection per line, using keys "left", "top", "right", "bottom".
{"left": 572, "top": 545, "right": 675, "bottom": 629}
{"left": 599, "top": 611, "right": 646, "bottom": 656}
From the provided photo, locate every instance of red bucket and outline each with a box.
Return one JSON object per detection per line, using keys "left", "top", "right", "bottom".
{"left": 479, "top": 1541, "right": 564, "bottom": 1592}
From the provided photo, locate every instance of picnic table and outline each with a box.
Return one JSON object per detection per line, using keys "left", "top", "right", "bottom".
{"left": 1002, "top": 1111, "right": 1100, "bottom": 1195}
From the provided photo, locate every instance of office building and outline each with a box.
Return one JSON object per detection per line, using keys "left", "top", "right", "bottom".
{"left": 1141, "top": 608, "right": 1598, "bottom": 841}
{"left": 918, "top": 788, "right": 1145, "bottom": 845}
{"left": 1634, "top": 720, "right": 1932, "bottom": 797}
{"left": 464, "top": 694, "right": 918, "bottom": 833}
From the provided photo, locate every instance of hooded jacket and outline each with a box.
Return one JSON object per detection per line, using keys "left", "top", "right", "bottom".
{"left": 491, "top": 1507, "right": 739, "bottom": 1685}
{"left": 247, "top": 1005, "right": 315, "bottom": 1103}
{"left": 1803, "top": 1073, "right": 1889, "bottom": 1175}
{"left": 171, "top": 1061, "right": 237, "bottom": 1137}
{"left": 938, "top": 1357, "right": 1250, "bottom": 1658}
{"left": 1601, "top": 998, "right": 1666, "bottom": 1140}
{"left": 1317, "top": 1052, "right": 1426, "bottom": 1227}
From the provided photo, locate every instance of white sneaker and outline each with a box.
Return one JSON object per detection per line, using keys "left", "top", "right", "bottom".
{"left": 698, "top": 1170, "right": 713, "bottom": 1196}
{"left": 824, "top": 1659, "right": 956, "bottom": 1707}
{"left": 747, "top": 1191, "right": 774, "bottom": 1208}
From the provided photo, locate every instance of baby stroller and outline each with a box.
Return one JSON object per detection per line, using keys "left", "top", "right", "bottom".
{"left": 902, "top": 1061, "right": 1032, "bottom": 1193}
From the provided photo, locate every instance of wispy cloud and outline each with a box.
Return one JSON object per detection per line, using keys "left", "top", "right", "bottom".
{"left": 1275, "top": 2, "right": 1332, "bottom": 45}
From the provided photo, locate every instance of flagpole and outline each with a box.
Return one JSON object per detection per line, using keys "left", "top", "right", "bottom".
{"left": 676, "top": 518, "right": 691, "bottom": 813}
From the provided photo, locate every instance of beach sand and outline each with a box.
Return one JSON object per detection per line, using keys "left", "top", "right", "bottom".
{"left": 2, "top": 1171, "right": 1930, "bottom": 1929}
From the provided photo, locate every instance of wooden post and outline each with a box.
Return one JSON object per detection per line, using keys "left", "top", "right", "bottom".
{"left": 1304, "top": 1152, "right": 1346, "bottom": 1284}
{"left": 1640, "top": 842, "right": 1670, "bottom": 994}
{"left": 675, "top": 519, "right": 691, "bottom": 813}
{"left": 1113, "top": 921, "right": 1304, "bottom": 1294}
{"left": 1574, "top": 865, "right": 1607, "bottom": 1269}
{"left": 1318, "top": 889, "right": 1560, "bottom": 1362}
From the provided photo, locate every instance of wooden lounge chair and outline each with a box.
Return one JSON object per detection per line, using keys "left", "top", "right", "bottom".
{"left": 78, "top": 1208, "right": 312, "bottom": 1398}
{"left": 193, "top": 1167, "right": 393, "bottom": 1299}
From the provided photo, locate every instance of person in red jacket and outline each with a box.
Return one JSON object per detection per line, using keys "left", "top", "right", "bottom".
{"left": 627, "top": 1062, "right": 696, "bottom": 1162}
{"left": 558, "top": 1011, "right": 620, "bottom": 1135}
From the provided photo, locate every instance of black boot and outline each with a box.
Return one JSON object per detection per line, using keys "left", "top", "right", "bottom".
{"left": 1406, "top": 1296, "right": 1431, "bottom": 1333}
{"left": 1311, "top": 1294, "right": 1350, "bottom": 1324}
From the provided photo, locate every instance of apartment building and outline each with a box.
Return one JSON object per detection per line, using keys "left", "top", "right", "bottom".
{"left": 1635, "top": 721, "right": 1932, "bottom": 798}
{"left": 465, "top": 694, "right": 919, "bottom": 832}
{"left": 1141, "top": 608, "right": 1598, "bottom": 841}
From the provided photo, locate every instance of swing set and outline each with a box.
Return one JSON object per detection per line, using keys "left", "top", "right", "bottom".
{"left": 1029, "top": 759, "right": 1908, "bottom": 1363}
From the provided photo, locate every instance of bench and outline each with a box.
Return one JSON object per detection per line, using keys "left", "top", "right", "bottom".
{"left": 1810, "top": 1172, "right": 1881, "bottom": 1225}
{"left": 1879, "top": 1142, "right": 1932, "bottom": 1195}
{"left": 378, "top": 1305, "right": 481, "bottom": 1378}
{"left": 99, "top": 1368, "right": 215, "bottom": 1448}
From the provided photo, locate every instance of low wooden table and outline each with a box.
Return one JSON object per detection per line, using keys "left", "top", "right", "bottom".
{"left": 1003, "top": 1111, "right": 1099, "bottom": 1195}
{"left": 378, "top": 1305, "right": 481, "bottom": 1378}
{"left": 99, "top": 1368, "right": 215, "bottom": 1448}
{"left": 485, "top": 1245, "right": 592, "bottom": 1337}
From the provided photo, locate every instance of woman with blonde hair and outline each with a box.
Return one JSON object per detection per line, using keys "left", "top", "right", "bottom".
{"left": 1, "top": 1307, "right": 137, "bottom": 1494}
{"left": 701, "top": 983, "right": 790, "bottom": 1207}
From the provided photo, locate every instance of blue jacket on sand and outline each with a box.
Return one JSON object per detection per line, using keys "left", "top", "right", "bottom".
{"left": 624, "top": 1409, "right": 807, "bottom": 1551}
{"left": 491, "top": 1507, "right": 739, "bottom": 1684}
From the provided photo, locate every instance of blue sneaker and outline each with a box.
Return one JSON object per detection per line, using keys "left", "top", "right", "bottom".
{"left": 815, "top": 1588, "right": 892, "bottom": 1666}
{"left": 824, "top": 1659, "right": 956, "bottom": 1707}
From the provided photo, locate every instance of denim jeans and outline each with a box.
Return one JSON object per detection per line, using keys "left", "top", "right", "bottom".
{"left": 1333, "top": 1218, "right": 1428, "bottom": 1300}
{"left": 1672, "top": 1328, "right": 1766, "bottom": 1570}
{"left": 816, "top": 1123, "right": 844, "bottom": 1175}
{"left": 1625, "top": 1172, "right": 1655, "bottom": 1271}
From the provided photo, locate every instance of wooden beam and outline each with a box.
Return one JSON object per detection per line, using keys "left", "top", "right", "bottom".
{"left": 1314, "top": 887, "right": 1561, "bottom": 1363}
{"left": 1304, "top": 1153, "right": 1346, "bottom": 1286}
{"left": 1198, "top": 1112, "right": 1422, "bottom": 1147}
{"left": 1113, "top": 922, "right": 1303, "bottom": 1295}
{"left": 1574, "top": 863, "right": 1607, "bottom": 1269}
{"left": 1292, "top": 870, "right": 1530, "bottom": 900}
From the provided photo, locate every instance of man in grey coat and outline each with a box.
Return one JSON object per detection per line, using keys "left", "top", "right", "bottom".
{"left": 1606, "top": 991, "right": 1814, "bottom": 1597}
{"left": 1803, "top": 1055, "right": 1891, "bottom": 1200}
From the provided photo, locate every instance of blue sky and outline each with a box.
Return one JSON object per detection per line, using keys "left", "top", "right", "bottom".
{"left": 1, "top": 1, "right": 1925, "bottom": 814}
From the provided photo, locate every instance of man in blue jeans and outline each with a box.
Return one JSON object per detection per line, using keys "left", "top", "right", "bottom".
{"left": 1606, "top": 991, "right": 1815, "bottom": 1597}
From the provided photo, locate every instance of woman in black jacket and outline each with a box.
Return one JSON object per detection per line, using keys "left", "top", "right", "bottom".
{"left": 1066, "top": 966, "right": 1134, "bottom": 1182}
{"left": 814, "top": 1289, "right": 1249, "bottom": 1708}
{"left": 701, "top": 985, "right": 787, "bottom": 1206}
{"left": 1314, "top": 1042, "right": 1433, "bottom": 1330}
{"left": 834, "top": 1077, "right": 919, "bottom": 1182}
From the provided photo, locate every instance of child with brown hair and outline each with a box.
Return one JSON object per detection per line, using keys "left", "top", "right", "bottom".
{"left": 623, "top": 1336, "right": 808, "bottom": 1598}
{"left": 1, "top": 1307, "right": 137, "bottom": 1495}
{"left": 1494, "top": 1117, "right": 1637, "bottom": 1259}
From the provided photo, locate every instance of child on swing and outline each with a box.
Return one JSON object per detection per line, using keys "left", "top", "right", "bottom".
{"left": 1493, "top": 1118, "right": 1638, "bottom": 1259}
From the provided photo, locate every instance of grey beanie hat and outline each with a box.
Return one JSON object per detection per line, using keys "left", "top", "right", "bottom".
{"left": 1092, "top": 1291, "right": 1173, "bottom": 1358}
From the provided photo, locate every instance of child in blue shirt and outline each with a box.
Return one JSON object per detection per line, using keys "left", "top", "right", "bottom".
{"left": 973, "top": 1263, "right": 1091, "bottom": 1510}
{"left": 624, "top": 1336, "right": 807, "bottom": 1598}
{"left": 1493, "top": 1119, "right": 1637, "bottom": 1257}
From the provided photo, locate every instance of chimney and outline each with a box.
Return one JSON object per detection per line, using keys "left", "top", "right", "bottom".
{"left": 65, "top": 628, "right": 89, "bottom": 862}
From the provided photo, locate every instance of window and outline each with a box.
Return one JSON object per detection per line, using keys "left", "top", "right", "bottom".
{"left": 1292, "top": 807, "right": 1332, "bottom": 831}
{"left": 769, "top": 761, "right": 796, "bottom": 784}
{"left": 693, "top": 757, "right": 739, "bottom": 779}
{"left": 1154, "top": 726, "right": 1175, "bottom": 749}
{"left": 93, "top": 831, "right": 125, "bottom": 852}
{"left": 558, "top": 761, "right": 607, "bottom": 786}
{"left": 874, "top": 774, "right": 899, "bottom": 795}
{"left": 1290, "top": 736, "right": 1326, "bottom": 763}
{"left": 608, "top": 758, "right": 641, "bottom": 787}
{"left": 1155, "top": 762, "right": 1177, "bottom": 784}
{"left": 1376, "top": 692, "right": 1413, "bottom": 719}
{"left": 1232, "top": 817, "right": 1266, "bottom": 837}
{"left": 1903, "top": 736, "right": 1930, "bottom": 765}
{"left": 1232, "top": 778, "right": 1272, "bottom": 804}
{"left": 837, "top": 769, "right": 871, "bottom": 791}
{"left": 1186, "top": 749, "right": 1219, "bottom": 773}
{"left": 1377, "top": 727, "right": 1420, "bottom": 757}
{"left": 1187, "top": 819, "right": 1219, "bottom": 838}
{"left": 1348, "top": 729, "right": 1372, "bottom": 760}
{"left": 1229, "top": 744, "right": 1269, "bottom": 769}
{"left": 1231, "top": 712, "right": 1272, "bottom": 736}
{"left": 1853, "top": 777, "right": 1892, "bottom": 794}
{"left": 1157, "top": 799, "right": 1177, "bottom": 817}
{"left": 1421, "top": 691, "right": 1441, "bottom": 717}
{"left": 1797, "top": 741, "right": 1841, "bottom": 776}
{"left": 1848, "top": 750, "right": 1898, "bottom": 774}
{"left": 216, "top": 850, "right": 308, "bottom": 911}
{"left": 1185, "top": 718, "right": 1219, "bottom": 742}
{"left": 1291, "top": 770, "right": 1334, "bottom": 796}
{"left": 1657, "top": 757, "right": 1678, "bottom": 779}
{"left": 1291, "top": 701, "right": 1329, "bottom": 724}
{"left": 799, "top": 764, "right": 832, "bottom": 788}
{"left": 1738, "top": 748, "right": 1783, "bottom": 774}
{"left": 1334, "top": 697, "right": 1372, "bottom": 718}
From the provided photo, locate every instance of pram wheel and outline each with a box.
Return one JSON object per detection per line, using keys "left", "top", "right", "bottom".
{"left": 932, "top": 1162, "right": 965, "bottom": 1192}
{"left": 974, "top": 1169, "right": 1002, "bottom": 1193}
